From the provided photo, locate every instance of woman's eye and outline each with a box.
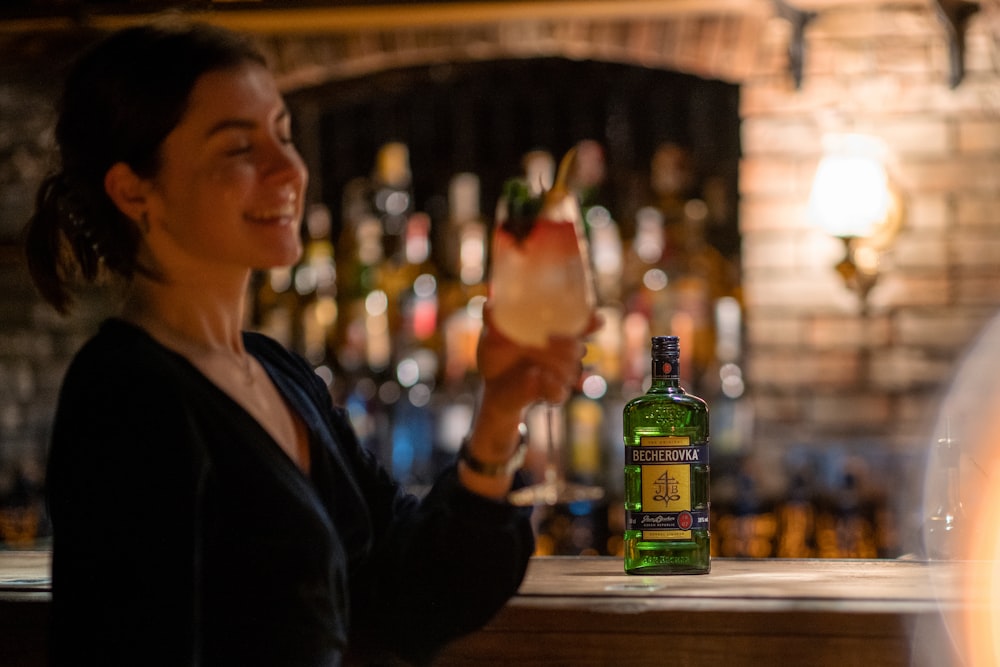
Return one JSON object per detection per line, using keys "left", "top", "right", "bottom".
{"left": 225, "top": 144, "right": 253, "bottom": 156}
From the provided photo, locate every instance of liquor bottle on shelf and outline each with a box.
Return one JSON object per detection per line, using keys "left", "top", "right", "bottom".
{"left": 621, "top": 309, "right": 652, "bottom": 397}
{"left": 376, "top": 138, "right": 438, "bottom": 320}
{"left": 621, "top": 207, "right": 670, "bottom": 392}
{"left": 445, "top": 172, "right": 489, "bottom": 288}
{"left": 434, "top": 293, "right": 481, "bottom": 474}
{"left": 441, "top": 295, "right": 485, "bottom": 390}
{"left": 521, "top": 149, "right": 555, "bottom": 195}
{"left": 622, "top": 207, "right": 670, "bottom": 327}
{"left": 390, "top": 347, "right": 437, "bottom": 489}
{"left": 253, "top": 265, "right": 296, "bottom": 350}
{"left": 623, "top": 335, "right": 711, "bottom": 574}
{"left": 586, "top": 205, "right": 624, "bottom": 307}
{"left": 390, "top": 219, "right": 446, "bottom": 487}
{"left": 336, "top": 202, "right": 389, "bottom": 375}
{"left": 707, "top": 295, "right": 753, "bottom": 456}
{"left": 372, "top": 141, "right": 414, "bottom": 260}
{"left": 924, "top": 423, "right": 965, "bottom": 560}
{"left": 650, "top": 142, "right": 696, "bottom": 238}
{"left": 567, "top": 139, "right": 609, "bottom": 236}
{"left": 296, "top": 203, "right": 339, "bottom": 373}
{"left": 391, "top": 212, "right": 440, "bottom": 352}
{"left": 439, "top": 173, "right": 488, "bottom": 389}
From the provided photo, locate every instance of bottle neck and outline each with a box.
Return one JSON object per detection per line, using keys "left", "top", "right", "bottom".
{"left": 650, "top": 353, "right": 681, "bottom": 389}
{"left": 938, "top": 439, "right": 963, "bottom": 510}
{"left": 944, "top": 464, "right": 963, "bottom": 512}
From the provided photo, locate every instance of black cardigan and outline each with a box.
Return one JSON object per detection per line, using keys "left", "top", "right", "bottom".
{"left": 46, "top": 318, "right": 533, "bottom": 666}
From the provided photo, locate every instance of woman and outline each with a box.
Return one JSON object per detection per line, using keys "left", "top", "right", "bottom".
{"left": 25, "top": 21, "right": 591, "bottom": 666}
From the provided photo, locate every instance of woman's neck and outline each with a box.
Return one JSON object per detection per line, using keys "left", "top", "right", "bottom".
{"left": 121, "top": 272, "right": 250, "bottom": 355}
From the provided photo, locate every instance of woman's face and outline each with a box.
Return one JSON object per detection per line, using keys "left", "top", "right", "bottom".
{"left": 143, "top": 62, "right": 308, "bottom": 275}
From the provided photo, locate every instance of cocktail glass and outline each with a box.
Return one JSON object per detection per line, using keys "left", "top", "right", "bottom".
{"left": 489, "top": 148, "right": 605, "bottom": 506}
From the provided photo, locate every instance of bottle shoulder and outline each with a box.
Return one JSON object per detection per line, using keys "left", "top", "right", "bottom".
{"left": 623, "top": 391, "right": 708, "bottom": 418}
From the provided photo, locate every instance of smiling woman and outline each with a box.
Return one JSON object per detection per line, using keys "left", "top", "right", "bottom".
{"left": 105, "top": 62, "right": 308, "bottom": 285}
{"left": 22, "top": 18, "right": 594, "bottom": 667}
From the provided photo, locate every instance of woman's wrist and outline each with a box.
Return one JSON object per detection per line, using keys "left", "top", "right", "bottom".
{"left": 458, "top": 423, "right": 527, "bottom": 477}
{"left": 456, "top": 416, "right": 527, "bottom": 499}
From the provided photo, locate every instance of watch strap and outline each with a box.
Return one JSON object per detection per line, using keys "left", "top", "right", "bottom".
{"left": 458, "top": 424, "right": 528, "bottom": 477}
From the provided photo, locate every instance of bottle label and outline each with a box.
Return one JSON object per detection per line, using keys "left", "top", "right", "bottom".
{"left": 626, "top": 435, "right": 709, "bottom": 541}
{"left": 651, "top": 356, "right": 678, "bottom": 381}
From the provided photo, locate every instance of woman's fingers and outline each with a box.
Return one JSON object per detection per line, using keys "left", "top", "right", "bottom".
{"left": 478, "top": 303, "right": 599, "bottom": 403}
{"left": 481, "top": 341, "right": 585, "bottom": 410}
{"left": 477, "top": 323, "right": 522, "bottom": 381}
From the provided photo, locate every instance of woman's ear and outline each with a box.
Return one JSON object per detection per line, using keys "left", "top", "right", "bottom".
{"left": 104, "top": 162, "right": 150, "bottom": 228}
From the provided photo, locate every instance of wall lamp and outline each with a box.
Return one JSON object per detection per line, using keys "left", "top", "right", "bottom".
{"left": 808, "top": 133, "right": 903, "bottom": 308}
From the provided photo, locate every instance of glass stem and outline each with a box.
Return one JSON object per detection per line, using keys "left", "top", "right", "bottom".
{"left": 545, "top": 404, "right": 560, "bottom": 484}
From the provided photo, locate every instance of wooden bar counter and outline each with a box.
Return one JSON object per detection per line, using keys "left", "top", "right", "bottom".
{"left": 0, "top": 552, "right": 971, "bottom": 666}
{"left": 438, "top": 556, "right": 967, "bottom": 666}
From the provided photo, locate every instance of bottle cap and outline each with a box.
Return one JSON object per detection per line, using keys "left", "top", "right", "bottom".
{"left": 651, "top": 336, "right": 679, "bottom": 355}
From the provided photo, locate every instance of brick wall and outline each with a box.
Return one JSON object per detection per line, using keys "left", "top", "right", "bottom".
{"left": 739, "top": 5, "right": 1000, "bottom": 457}
{"left": 0, "top": 56, "right": 114, "bottom": 545}
{"left": 3, "top": 3, "right": 999, "bottom": 548}
{"left": 0, "top": 68, "right": 61, "bottom": 545}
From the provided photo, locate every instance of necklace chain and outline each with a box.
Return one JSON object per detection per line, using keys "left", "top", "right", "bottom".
{"left": 134, "top": 317, "right": 256, "bottom": 386}
{"left": 231, "top": 351, "right": 255, "bottom": 386}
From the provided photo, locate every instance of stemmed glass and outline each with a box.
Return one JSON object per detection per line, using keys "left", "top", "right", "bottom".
{"left": 488, "top": 148, "right": 606, "bottom": 506}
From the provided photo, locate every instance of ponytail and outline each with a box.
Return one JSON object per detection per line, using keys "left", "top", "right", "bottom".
{"left": 24, "top": 173, "right": 94, "bottom": 315}
{"left": 23, "top": 170, "right": 140, "bottom": 314}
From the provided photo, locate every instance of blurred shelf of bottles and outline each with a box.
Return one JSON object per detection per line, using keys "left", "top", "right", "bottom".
{"left": 249, "top": 136, "right": 757, "bottom": 556}
{"left": 244, "top": 124, "right": 912, "bottom": 559}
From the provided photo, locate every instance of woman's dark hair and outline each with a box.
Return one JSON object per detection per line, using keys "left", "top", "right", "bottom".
{"left": 23, "top": 21, "right": 267, "bottom": 313}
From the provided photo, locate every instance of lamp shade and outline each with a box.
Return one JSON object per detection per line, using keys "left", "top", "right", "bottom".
{"left": 808, "top": 134, "right": 893, "bottom": 239}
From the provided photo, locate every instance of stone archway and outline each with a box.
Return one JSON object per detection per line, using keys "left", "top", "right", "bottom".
{"left": 262, "top": 15, "right": 785, "bottom": 94}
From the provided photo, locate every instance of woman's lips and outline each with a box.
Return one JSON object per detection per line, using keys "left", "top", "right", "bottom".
{"left": 246, "top": 203, "right": 298, "bottom": 225}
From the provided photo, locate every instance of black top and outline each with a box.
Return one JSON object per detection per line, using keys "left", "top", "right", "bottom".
{"left": 46, "top": 318, "right": 533, "bottom": 666}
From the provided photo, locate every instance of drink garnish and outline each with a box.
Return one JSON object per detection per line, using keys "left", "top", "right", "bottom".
{"left": 499, "top": 178, "right": 542, "bottom": 242}
{"left": 499, "top": 148, "right": 578, "bottom": 243}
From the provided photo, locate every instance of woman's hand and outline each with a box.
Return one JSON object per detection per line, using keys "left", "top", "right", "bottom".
{"left": 477, "top": 309, "right": 600, "bottom": 416}
{"left": 458, "top": 308, "right": 602, "bottom": 499}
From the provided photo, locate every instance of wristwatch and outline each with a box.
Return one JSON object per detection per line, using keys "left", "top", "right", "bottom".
{"left": 458, "top": 423, "right": 528, "bottom": 477}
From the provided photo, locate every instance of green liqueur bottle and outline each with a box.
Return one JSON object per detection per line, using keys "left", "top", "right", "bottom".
{"left": 623, "top": 336, "right": 711, "bottom": 574}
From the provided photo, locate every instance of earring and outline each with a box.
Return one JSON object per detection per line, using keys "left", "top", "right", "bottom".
{"left": 138, "top": 212, "right": 150, "bottom": 234}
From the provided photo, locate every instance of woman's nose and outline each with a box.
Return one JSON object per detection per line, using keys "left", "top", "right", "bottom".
{"left": 264, "top": 139, "right": 308, "bottom": 186}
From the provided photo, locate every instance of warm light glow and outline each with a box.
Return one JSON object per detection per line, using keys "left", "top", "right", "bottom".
{"left": 634, "top": 206, "right": 664, "bottom": 263}
{"left": 642, "top": 268, "right": 668, "bottom": 292}
{"left": 581, "top": 374, "right": 608, "bottom": 400}
{"left": 396, "top": 357, "right": 420, "bottom": 388}
{"left": 808, "top": 134, "right": 893, "bottom": 239}
{"left": 459, "top": 223, "right": 486, "bottom": 285}
{"left": 927, "top": 313, "right": 1000, "bottom": 665}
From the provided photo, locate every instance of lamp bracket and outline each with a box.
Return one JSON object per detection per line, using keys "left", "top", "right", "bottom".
{"left": 774, "top": 0, "right": 817, "bottom": 89}
{"left": 837, "top": 237, "right": 879, "bottom": 308}
{"left": 933, "top": 0, "right": 981, "bottom": 88}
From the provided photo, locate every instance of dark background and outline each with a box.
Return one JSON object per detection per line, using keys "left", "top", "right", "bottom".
{"left": 288, "top": 57, "right": 741, "bottom": 259}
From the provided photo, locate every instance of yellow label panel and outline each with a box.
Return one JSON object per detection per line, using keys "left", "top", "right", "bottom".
{"left": 639, "top": 435, "right": 692, "bottom": 540}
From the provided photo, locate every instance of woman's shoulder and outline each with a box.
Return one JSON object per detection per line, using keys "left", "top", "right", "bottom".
{"left": 58, "top": 318, "right": 220, "bottom": 422}
{"left": 66, "top": 317, "right": 169, "bottom": 377}
{"left": 52, "top": 319, "right": 200, "bottom": 452}
{"left": 63, "top": 317, "right": 199, "bottom": 387}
